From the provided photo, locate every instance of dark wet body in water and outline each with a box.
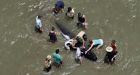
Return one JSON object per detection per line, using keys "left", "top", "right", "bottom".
{"left": 104, "top": 51, "right": 117, "bottom": 64}
{"left": 55, "top": 21, "right": 75, "bottom": 38}
{"left": 55, "top": 21, "right": 97, "bottom": 61}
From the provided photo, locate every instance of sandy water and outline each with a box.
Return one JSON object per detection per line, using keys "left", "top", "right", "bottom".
{"left": 0, "top": 0, "right": 140, "bottom": 75}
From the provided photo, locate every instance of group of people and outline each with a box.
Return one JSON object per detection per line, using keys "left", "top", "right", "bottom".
{"left": 44, "top": 49, "right": 62, "bottom": 72}
{"left": 64, "top": 31, "right": 118, "bottom": 64}
{"left": 43, "top": 31, "right": 118, "bottom": 73}
{"left": 52, "top": 0, "right": 88, "bottom": 29}
{"left": 34, "top": 0, "right": 118, "bottom": 73}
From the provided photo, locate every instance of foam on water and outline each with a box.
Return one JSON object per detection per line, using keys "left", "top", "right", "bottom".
{"left": 18, "top": 12, "right": 24, "bottom": 16}
{"left": 42, "top": 70, "right": 54, "bottom": 75}
{"left": 66, "top": 64, "right": 80, "bottom": 69}
{"left": 10, "top": 41, "right": 16, "bottom": 45}
{"left": 18, "top": 2, "right": 26, "bottom": 6}
{"left": 61, "top": 72, "right": 71, "bottom": 75}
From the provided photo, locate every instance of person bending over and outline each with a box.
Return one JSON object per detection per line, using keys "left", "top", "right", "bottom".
{"left": 85, "top": 39, "right": 104, "bottom": 54}
{"left": 53, "top": 0, "right": 64, "bottom": 15}
{"left": 75, "top": 31, "right": 87, "bottom": 48}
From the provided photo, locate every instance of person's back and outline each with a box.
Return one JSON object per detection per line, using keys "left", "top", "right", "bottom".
{"left": 49, "top": 31, "right": 57, "bottom": 42}
{"left": 77, "top": 31, "right": 85, "bottom": 38}
{"left": 55, "top": 0, "right": 64, "bottom": 9}
{"left": 93, "top": 39, "right": 103, "bottom": 46}
{"left": 52, "top": 49, "right": 62, "bottom": 66}
{"left": 75, "top": 31, "right": 87, "bottom": 47}
{"left": 85, "top": 39, "right": 104, "bottom": 52}
{"left": 75, "top": 37, "right": 83, "bottom": 47}
{"left": 49, "top": 27, "right": 57, "bottom": 43}
{"left": 53, "top": 0, "right": 64, "bottom": 15}
{"left": 53, "top": 53, "right": 62, "bottom": 64}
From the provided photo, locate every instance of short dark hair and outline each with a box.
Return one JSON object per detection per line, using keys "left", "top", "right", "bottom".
{"left": 51, "top": 27, "right": 55, "bottom": 31}
{"left": 67, "top": 7, "right": 72, "bottom": 12}
{"left": 78, "top": 12, "right": 82, "bottom": 17}
{"left": 38, "top": 15, "right": 42, "bottom": 19}
{"left": 83, "top": 34, "right": 87, "bottom": 41}
{"left": 56, "top": 48, "right": 60, "bottom": 54}
{"left": 111, "top": 40, "right": 116, "bottom": 44}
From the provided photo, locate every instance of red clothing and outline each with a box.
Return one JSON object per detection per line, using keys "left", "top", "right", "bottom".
{"left": 111, "top": 44, "right": 117, "bottom": 53}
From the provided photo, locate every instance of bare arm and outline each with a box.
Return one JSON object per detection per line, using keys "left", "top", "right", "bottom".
{"left": 85, "top": 43, "right": 94, "bottom": 54}
{"left": 40, "top": 27, "right": 44, "bottom": 32}
{"left": 56, "top": 32, "right": 60, "bottom": 35}
{"left": 96, "top": 45, "right": 102, "bottom": 50}
{"left": 82, "top": 38, "right": 85, "bottom": 48}
{"left": 111, "top": 55, "right": 117, "bottom": 62}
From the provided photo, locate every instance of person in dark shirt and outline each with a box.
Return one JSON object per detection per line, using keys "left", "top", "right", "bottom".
{"left": 66, "top": 7, "right": 75, "bottom": 19}
{"left": 77, "top": 12, "right": 88, "bottom": 29}
{"left": 49, "top": 27, "right": 57, "bottom": 43}
{"left": 104, "top": 46, "right": 118, "bottom": 64}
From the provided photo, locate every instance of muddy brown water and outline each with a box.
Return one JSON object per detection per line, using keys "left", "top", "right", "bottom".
{"left": 0, "top": 0, "right": 140, "bottom": 75}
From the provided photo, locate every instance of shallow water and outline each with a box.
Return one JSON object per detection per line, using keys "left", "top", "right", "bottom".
{"left": 0, "top": 0, "right": 140, "bottom": 75}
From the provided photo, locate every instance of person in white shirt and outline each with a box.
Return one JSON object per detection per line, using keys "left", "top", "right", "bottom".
{"left": 66, "top": 7, "right": 75, "bottom": 19}
{"left": 35, "top": 15, "right": 43, "bottom": 33}
{"left": 75, "top": 47, "right": 83, "bottom": 64}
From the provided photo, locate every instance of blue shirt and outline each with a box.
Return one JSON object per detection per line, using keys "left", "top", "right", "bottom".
{"left": 93, "top": 39, "right": 103, "bottom": 45}
{"left": 35, "top": 16, "right": 42, "bottom": 28}
{"left": 55, "top": 0, "right": 64, "bottom": 9}
{"left": 52, "top": 53, "right": 62, "bottom": 64}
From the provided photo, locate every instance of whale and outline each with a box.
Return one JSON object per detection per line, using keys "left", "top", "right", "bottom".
{"left": 55, "top": 20, "right": 97, "bottom": 61}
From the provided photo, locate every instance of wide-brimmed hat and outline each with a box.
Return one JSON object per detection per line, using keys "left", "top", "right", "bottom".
{"left": 106, "top": 46, "right": 113, "bottom": 52}
{"left": 82, "top": 15, "right": 86, "bottom": 18}
{"left": 46, "top": 55, "right": 52, "bottom": 60}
